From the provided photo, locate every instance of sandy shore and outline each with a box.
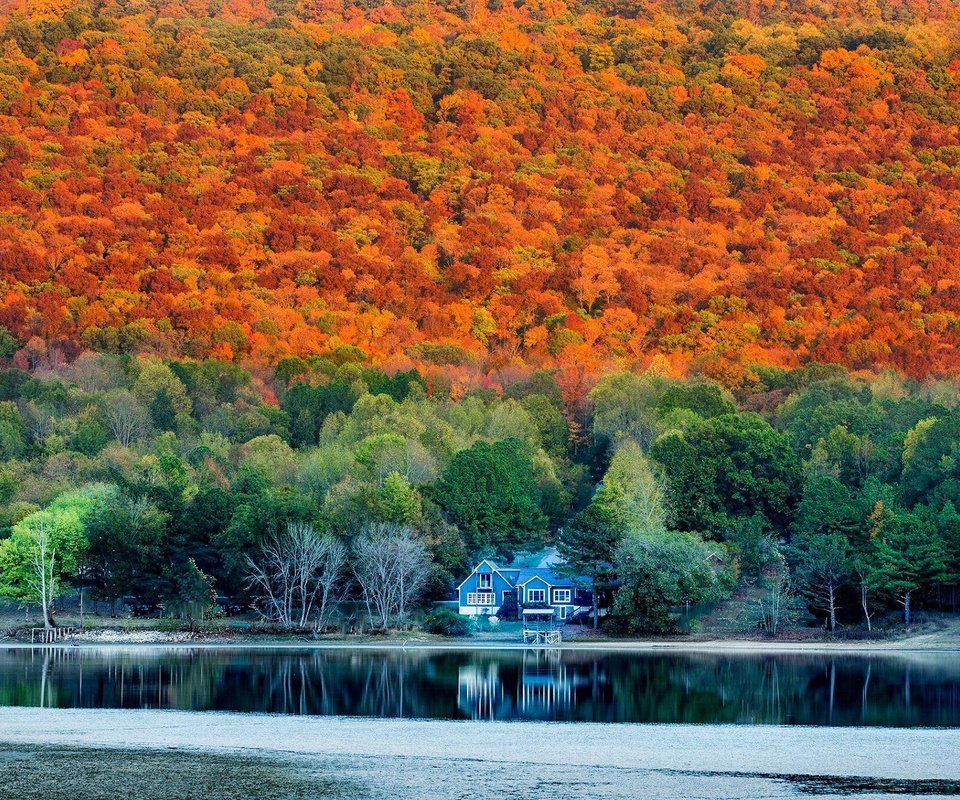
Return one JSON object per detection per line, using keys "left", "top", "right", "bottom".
{"left": 1, "top": 708, "right": 959, "bottom": 799}
{"left": 1, "top": 707, "right": 957, "bottom": 778}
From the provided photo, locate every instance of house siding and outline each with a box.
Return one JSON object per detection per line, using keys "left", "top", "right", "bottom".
{"left": 458, "top": 562, "right": 513, "bottom": 616}
{"left": 457, "top": 558, "right": 593, "bottom": 620}
{"left": 521, "top": 576, "right": 550, "bottom": 605}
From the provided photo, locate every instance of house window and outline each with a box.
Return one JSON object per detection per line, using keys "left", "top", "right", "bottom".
{"left": 467, "top": 592, "right": 495, "bottom": 606}
{"left": 553, "top": 589, "right": 571, "bottom": 604}
{"left": 526, "top": 588, "right": 546, "bottom": 604}
{"left": 478, "top": 573, "right": 492, "bottom": 590}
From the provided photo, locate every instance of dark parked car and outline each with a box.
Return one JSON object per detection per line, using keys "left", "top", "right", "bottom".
{"left": 122, "top": 596, "right": 164, "bottom": 618}
{"left": 215, "top": 596, "right": 248, "bottom": 616}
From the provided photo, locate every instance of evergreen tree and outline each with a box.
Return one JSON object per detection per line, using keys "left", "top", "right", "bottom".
{"left": 558, "top": 490, "right": 623, "bottom": 628}
{"left": 788, "top": 531, "right": 852, "bottom": 632}
{"left": 869, "top": 514, "right": 947, "bottom": 626}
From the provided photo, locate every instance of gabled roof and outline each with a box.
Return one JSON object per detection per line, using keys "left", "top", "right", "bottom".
{"left": 458, "top": 557, "right": 593, "bottom": 592}
{"left": 456, "top": 559, "right": 510, "bottom": 590}
{"left": 517, "top": 567, "right": 575, "bottom": 587}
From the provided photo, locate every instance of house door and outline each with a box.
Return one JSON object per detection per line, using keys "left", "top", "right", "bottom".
{"left": 558, "top": 606, "right": 567, "bottom": 620}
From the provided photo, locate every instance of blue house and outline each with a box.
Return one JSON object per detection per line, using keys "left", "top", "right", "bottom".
{"left": 456, "top": 556, "right": 592, "bottom": 621}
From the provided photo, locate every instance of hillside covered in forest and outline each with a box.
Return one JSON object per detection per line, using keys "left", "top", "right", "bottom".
{"left": 2, "top": 0, "right": 960, "bottom": 391}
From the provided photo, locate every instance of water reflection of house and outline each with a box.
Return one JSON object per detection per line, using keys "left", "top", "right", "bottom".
{"left": 457, "top": 650, "right": 585, "bottom": 720}
{"left": 519, "top": 649, "right": 577, "bottom": 716}
{"left": 457, "top": 661, "right": 505, "bottom": 719}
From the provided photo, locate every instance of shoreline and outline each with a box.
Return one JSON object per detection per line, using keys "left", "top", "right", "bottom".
{"left": 3, "top": 634, "right": 960, "bottom": 654}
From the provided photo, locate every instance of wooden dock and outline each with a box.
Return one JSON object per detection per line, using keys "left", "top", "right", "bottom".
{"left": 30, "top": 627, "right": 79, "bottom": 644}
{"left": 522, "top": 628, "right": 561, "bottom": 646}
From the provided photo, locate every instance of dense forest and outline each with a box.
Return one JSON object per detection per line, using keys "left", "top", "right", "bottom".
{"left": 2, "top": 0, "right": 960, "bottom": 634}
{"left": 2, "top": 0, "right": 960, "bottom": 391}
{"left": 0, "top": 353, "right": 958, "bottom": 633}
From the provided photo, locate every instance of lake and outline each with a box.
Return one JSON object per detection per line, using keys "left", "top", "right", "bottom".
{"left": 2, "top": 647, "right": 959, "bottom": 727}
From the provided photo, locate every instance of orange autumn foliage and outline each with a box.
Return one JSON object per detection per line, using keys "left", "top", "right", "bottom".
{"left": 1, "top": 0, "right": 960, "bottom": 391}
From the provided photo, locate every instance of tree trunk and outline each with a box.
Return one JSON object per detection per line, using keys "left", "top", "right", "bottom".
{"left": 591, "top": 581, "right": 598, "bottom": 630}
{"left": 903, "top": 591, "right": 911, "bottom": 627}
{"left": 39, "top": 547, "right": 52, "bottom": 630}
{"left": 860, "top": 584, "right": 872, "bottom": 633}
{"left": 828, "top": 584, "right": 836, "bottom": 633}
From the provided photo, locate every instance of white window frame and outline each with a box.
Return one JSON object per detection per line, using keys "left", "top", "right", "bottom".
{"left": 553, "top": 589, "right": 571, "bottom": 604}
{"left": 526, "top": 588, "right": 546, "bottom": 604}
{"left": 478, "top": 572, "right": 492, "bottom": 590}
{"left": 467, "top": 592, "right": 495, "bottom": 606}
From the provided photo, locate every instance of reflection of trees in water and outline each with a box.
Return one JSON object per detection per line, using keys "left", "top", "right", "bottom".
{"left": 0, "top": 649, "right": 958, "bottom": 726}
{"left": 600, "top": 654, "right": 960, "bottom": 726}
{"left": 191, "top": 650, "right": 466, "bottom": 719}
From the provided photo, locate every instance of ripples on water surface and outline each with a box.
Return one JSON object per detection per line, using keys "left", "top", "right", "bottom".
{"left": 2, "top": 647, "right": 959, "bottom": 727}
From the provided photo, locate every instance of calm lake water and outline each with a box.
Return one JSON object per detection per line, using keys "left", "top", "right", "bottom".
{"left": 2, "top": 647, "right": 959, "bottom": 727}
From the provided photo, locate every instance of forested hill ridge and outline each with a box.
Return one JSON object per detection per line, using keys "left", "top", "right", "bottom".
{"left": 2, "top": 1, "right": 960, "bottom": 389}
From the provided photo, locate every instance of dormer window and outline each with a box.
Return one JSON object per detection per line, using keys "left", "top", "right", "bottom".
{"left": 478, "top": 572, "right": 492, "bottom": 590}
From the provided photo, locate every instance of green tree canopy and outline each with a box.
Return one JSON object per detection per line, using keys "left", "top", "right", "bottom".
{"left": 435, "top": 437, "right": 548, "bottom": 560}
{"left": 558, "top": 488, "right": 624, "bottom": 627}
{"left": 788, "top": 530, "right": 853, "bottom": 632}
{"left": 651, "top": 413, "right": 802, "bottom": 537}
{"left": 0, "top": 484, "right": 116, "bottom": 623}
{"left": 612, "top": 529, "right": 721, "bottom": 634}
{"left": 85, "top": 496, "right": 167, "bottom": 604}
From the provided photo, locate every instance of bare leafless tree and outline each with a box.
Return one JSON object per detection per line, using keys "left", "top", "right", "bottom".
{"left": 101, "top": 389, "right": 151, "bottom": 447}
{"left": 352, "top": 522, "right": 431, "bottom": 629}
{"left": 19, "top": 401, "right": 55, "bottom": 449}
{"left": 246, "top": 521, "right": 347, "bottom": 628}
{"left": 757, "top": 570, "right": 795, "bottom": 636}
{"left": 59, "top": 353, "right": 125, "bottom": 393}
{"left": 854, "top": 557, "right": 876, "bottom": 633}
